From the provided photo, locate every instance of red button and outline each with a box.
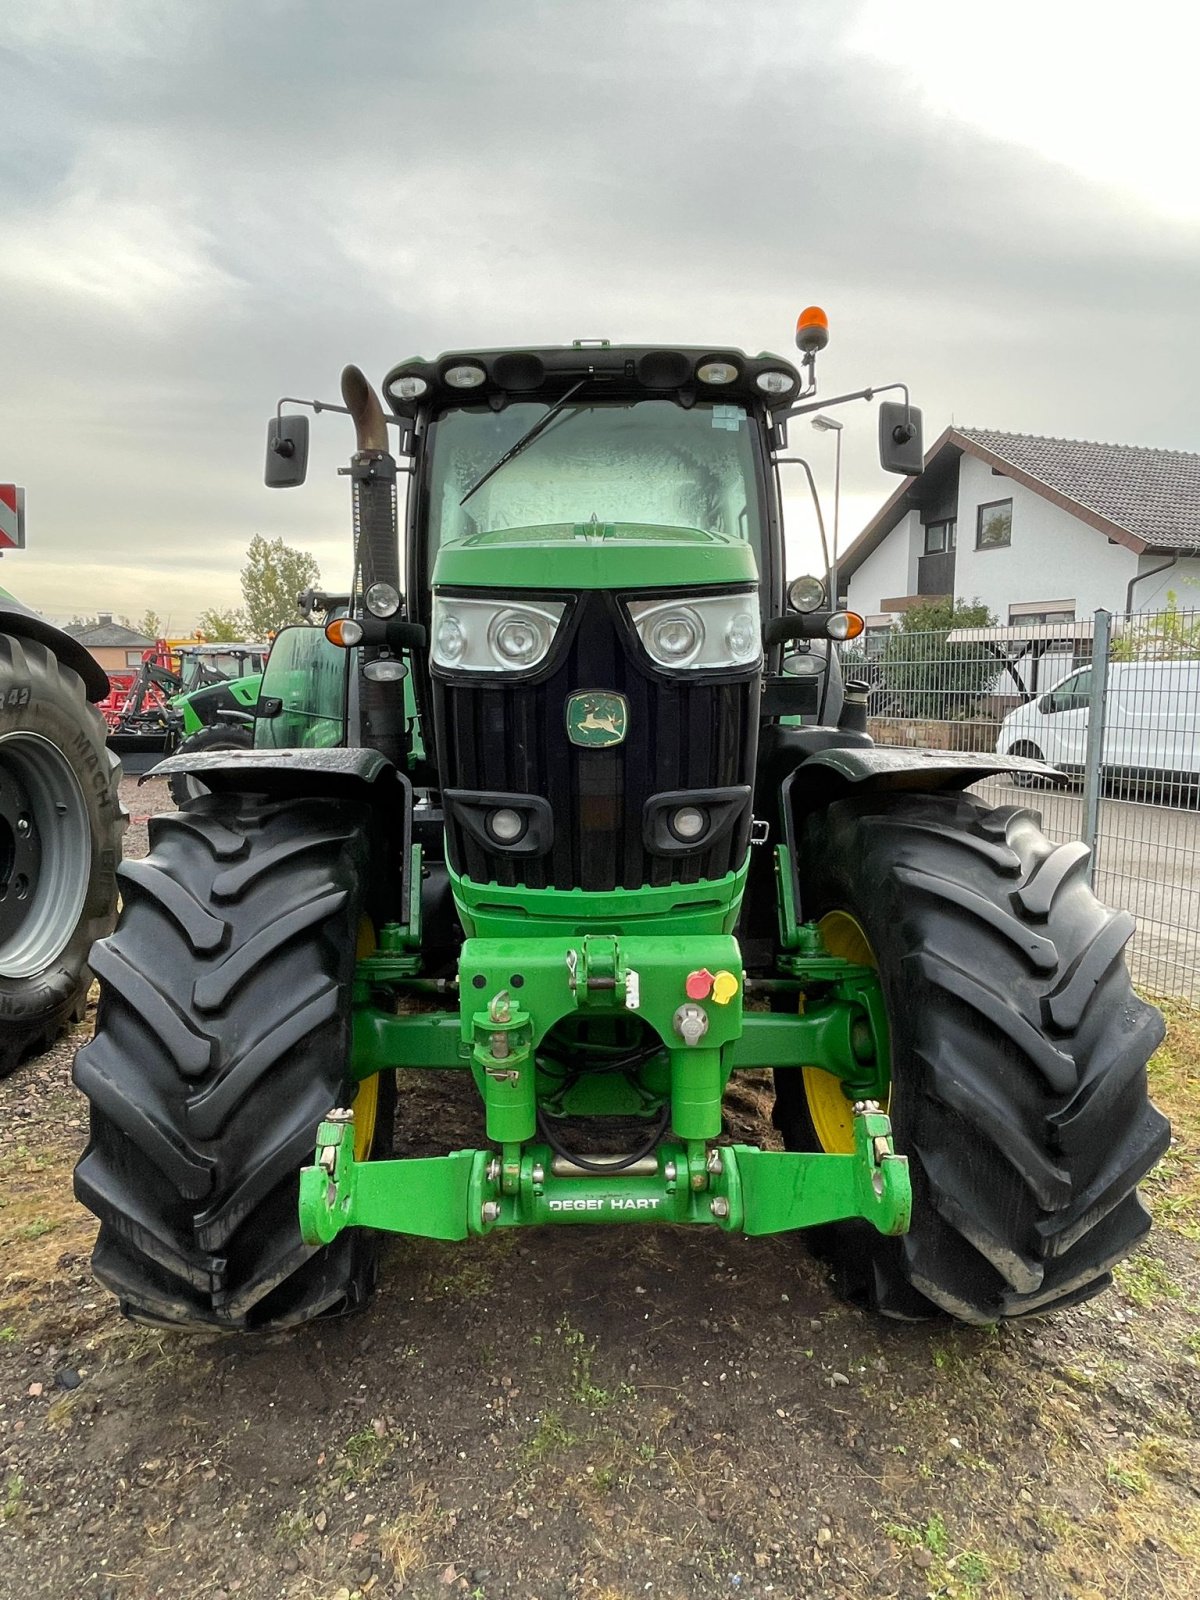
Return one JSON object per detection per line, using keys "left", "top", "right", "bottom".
{"left": 685, "top": 968, "right": 714, "bottom": 1000}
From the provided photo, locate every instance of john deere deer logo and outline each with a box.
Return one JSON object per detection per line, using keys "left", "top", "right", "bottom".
{"left": 565, "top": 691, "right": 629, "bottom": 748}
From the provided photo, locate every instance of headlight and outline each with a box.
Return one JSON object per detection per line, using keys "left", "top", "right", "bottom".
{"left": 365, "top": 581, "right": 401, "bottom": 618}
{"left": 430, "top": 595, "right": 567, "bottom": 671}
{"left": 443, "top": 363, "right": 487, "bottom": 389}
{"left": 628, "top": 592, "right": 762, "bottom": 671}
{"left": 755, "top": 369, "right": 795, "bottom": 394}
{"left": 787, "top": 574, "right": 825, "bottom": 614}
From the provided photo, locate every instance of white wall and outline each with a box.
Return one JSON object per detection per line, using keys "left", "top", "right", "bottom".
{"left": 845, "top": 509, "right": 920, "bottom": 613}
{"left": 1133, "top": 554, "right": 1200, "bottom": 613}
{"left": 953, "top": 455, "right": 1137, "bottom": 619}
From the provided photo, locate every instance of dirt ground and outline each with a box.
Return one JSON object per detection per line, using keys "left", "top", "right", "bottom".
{"left": 0, "top": 777, "right": 1197, "bottom": 1600}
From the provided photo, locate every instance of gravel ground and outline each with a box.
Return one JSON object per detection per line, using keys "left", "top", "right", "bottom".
{"left": 0, "top": 775, "right": 1196, "bottom": 1600}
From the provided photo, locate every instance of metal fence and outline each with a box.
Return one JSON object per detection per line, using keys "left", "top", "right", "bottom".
{"left": 841, "top": 605, "right": 1200, "bottom": 999}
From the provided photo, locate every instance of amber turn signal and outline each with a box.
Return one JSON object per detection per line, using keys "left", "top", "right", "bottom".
{"left": 325, "top": 618, "right": 364, "bottom": 647}
{"left": 826, "top": 611, "right": 864, "bottom": 641}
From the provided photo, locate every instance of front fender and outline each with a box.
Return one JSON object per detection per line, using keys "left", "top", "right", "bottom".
{"left": 148, "top": 746, "right": 404, "bottom": 799}
{"left": 794, "top": 745, "right": 1059, "bottom": 794}
{"left": 0, "top": 598, "right": 110, "bottom": 701}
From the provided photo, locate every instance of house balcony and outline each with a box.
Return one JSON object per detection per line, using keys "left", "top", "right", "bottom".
{"left": 917, "top": 549, "right": 956, "bottom": 596}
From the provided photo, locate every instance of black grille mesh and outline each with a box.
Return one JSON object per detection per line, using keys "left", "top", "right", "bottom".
{"left": 433, "top": 593, "right": 759, "bottom": 891}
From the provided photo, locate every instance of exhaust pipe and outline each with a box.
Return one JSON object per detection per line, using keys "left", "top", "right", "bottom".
{"left": 342, "top": 363, "right": 390, "bottom": 454}
{"left": 838, "top": 678, "right": 869, "bottom": 736}
{"left": 340, "top": 365, "right": 404, "bottom": 763}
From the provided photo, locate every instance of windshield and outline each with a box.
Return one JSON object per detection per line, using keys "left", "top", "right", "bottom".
{"left": 425, "top": 398, "right": 765, "bottom": 562}
{"left": 179, "top": 651, "right": 261, "bottom": 690}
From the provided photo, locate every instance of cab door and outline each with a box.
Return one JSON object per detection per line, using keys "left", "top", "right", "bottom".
{"left": 253, "top": 624, "right": 349, "bottom": 749}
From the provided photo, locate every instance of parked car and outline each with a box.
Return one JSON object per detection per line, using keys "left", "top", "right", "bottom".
{"left": 997, "top": 659, "right": 1200, "bottom": 794}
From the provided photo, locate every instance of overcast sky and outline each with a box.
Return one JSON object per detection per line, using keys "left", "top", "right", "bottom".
{"left": 3, "top": 1, "right": 1198, "bottom": 631}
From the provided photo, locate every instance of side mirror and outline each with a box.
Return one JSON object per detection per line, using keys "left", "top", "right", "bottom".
{"left": 265, "top": 414, "right": 309, "bottom": 488}
{"left": 878, "top": 401, "right": 924, "bottom": 476}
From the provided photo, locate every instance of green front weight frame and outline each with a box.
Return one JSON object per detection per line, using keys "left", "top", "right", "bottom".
{"left": 299, "top": 920, "right": 909, "bottom": 1248}
{"left": 299, "top": 1102, "right": 910, "bottom": 1246}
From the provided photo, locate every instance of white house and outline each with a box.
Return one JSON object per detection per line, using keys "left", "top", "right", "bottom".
{"left": 840, "top": 429, "right": 1200, "bottom": 655}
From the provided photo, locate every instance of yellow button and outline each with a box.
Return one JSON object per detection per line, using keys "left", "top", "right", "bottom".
{"left": 711, "top": 970, "right": 740, "bottom": 1006}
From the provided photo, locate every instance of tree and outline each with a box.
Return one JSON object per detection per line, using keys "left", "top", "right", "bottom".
{"left": 138, "top": 610, "right": 163, "bottom": 639}
{"left": 197, "top": 606, "right": 249, "bottom": 643}
{"left": 878, "top": 598, "right": 998, "bottom": 720}
{"left": 1110, "top": 592, "right": 1200, "bottom": 661}
{"left": 240, "top": 535, "right": 321, "bottom": 636}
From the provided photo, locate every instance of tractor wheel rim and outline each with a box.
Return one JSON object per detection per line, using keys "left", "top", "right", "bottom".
{"left": 0, "top": 732, "right": 91, "bottom": 979}
{"left": 353, "top": 1072, "right": 380, "bottom": 1161}
{"left": 352, "top": 916, "right": 380, "bottom": 1161}
{"left": 801, "top": 910, "right": 891, "bottom": 1155}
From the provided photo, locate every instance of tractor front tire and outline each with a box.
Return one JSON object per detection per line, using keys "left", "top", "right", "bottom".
{"left": 166, "top": 724, "right": 254, "bottom": 808}
{"left": 774, "top": 790, "right": 1169, "bottom": 1323}
{"left": 74, "top": 792, "right": 386, "bottom": 1330}
{"left": 0, "top": 634, "right": 122, "bottom": 1078}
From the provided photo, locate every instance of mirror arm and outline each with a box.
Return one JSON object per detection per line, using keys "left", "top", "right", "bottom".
{"left": 763, "top": 612, "right": 841, "bottom": 646}
{"left": 274, "top": 396, "right": 412, "bottom": 452}
{"left": 779, "top": 381, "right": 912, "bottom": 435}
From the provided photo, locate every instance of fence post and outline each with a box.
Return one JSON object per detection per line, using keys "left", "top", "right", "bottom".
{"left": 1080, "top": 608, "right": 1111, "bottom": 885}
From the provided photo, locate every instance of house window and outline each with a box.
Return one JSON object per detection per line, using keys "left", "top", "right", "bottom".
{"left": 125, "top": 650, "right": 146, "bottom": 667}
{"left": 1008, "top": 602, "right": 1075, "bottom": 627}
{"left": 923, "top": 519, "right": 956, "bottom": 554}
{"left": 976, "top": 499, "right": 1012, "bottom": 548}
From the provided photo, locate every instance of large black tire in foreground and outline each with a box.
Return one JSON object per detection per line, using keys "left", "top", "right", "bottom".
{"left": 774, "top": 791, "right": 1170, "bottom": 1323}
{"left": 166, "top": 724, "right": 254, "bottom": 808}
{"left": 0, "top": 633, "right": 122, "bottom": 1078}
{"left": 74, "top": 793, "right": 387, "bottom": 1331}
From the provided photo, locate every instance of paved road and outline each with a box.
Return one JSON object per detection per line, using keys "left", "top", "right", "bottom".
{"left": 975, "top": 778, "right": 1200, "bottom": 1000}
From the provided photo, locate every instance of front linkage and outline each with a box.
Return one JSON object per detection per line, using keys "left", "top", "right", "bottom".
{"left": 299, "top": 923, "right": 910, "bottom": 1247}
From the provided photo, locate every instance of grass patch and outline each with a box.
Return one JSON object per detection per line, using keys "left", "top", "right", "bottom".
{"left": 881, "top": 1512, "right": 1003, "bottom": 1596}
{"left": 885, "top": 1511, "right": 948, "bottom": 1555}
{"left": 275, "top": 1508, "right": 313, "bottom": 1546}
{"left": 1114, "top": 1252, "right": 1184, "bottom": 1309}
{"left": 0, "top": 1137, "right": 97, "bottom": 1341}
{"left": 0, "top": 1474, "right": 25, "bottom": 1526}
{"left": 556, "top": 1316, "right": 632, "bottom": 1410}
{"left": 377, "top": 1488, "right": 451, "bottom": 1588}
{"left": 522, "top": 1408, "right": 576, "bottom": 1464}
{"left": 1144, "top": 996, "right": 1200, "bottom": 1238}
{"left": 333, "top": 1424, "right": 395, "bottom": 1484}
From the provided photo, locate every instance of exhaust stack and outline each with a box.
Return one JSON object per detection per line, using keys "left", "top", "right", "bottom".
{"left": 340, "top": 365, "right": 404, "bottom": 763}
{"left": 342, "top": 363, "right": 390, "bottom": 454}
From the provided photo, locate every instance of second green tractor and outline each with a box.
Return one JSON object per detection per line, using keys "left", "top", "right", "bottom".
{"left": 74, "top": 319, "right": 1169, "bottom": 1331}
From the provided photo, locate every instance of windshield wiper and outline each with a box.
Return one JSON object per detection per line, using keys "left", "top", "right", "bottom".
{"left": 459, "top": 379, "right": 587, "bottom": 507}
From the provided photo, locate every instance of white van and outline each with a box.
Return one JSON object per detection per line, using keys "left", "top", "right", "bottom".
{"left": 997, "top": 659, "right": 1200, "bottom": 789}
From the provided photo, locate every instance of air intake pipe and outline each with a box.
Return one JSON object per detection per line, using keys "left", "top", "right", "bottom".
{"left": 341, "top": 364, "right": 405, "bottom": 764}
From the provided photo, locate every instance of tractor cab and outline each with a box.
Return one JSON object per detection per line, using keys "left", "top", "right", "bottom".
{"left": 388, "top": 344, "right": 792, "bottom": 619}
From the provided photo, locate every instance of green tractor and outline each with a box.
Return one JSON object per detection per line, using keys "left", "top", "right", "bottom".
{"left": 73, "top": 322, "right": 1169, "bottom": 1331}
{"left": 163, "top": 643, "right": 270, "bottom": 804}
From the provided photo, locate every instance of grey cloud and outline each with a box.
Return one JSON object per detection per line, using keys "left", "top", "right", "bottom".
{"left": 1, "top": 2, "right": 1196, "bottom": 623}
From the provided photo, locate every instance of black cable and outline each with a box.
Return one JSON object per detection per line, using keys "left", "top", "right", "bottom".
{"left": 536, "top": 1103, "right": 671, "bottom": 1175}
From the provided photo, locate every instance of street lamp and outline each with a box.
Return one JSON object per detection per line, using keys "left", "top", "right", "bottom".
{"left": 811, "top": 414, "right": 843, "bottom": 608}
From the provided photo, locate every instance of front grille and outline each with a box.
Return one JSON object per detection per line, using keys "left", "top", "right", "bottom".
{"left": 432, "top": 592, "right": 759, "bottom": 891}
